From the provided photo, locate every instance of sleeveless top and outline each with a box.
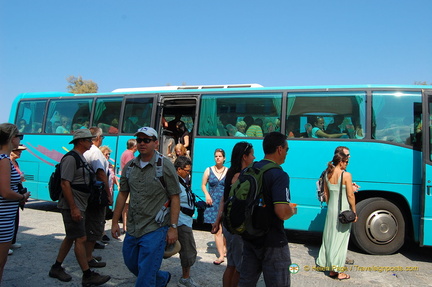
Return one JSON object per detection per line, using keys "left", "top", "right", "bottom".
{"left": 0, "top": 154, "right": 21, "bottom": 242}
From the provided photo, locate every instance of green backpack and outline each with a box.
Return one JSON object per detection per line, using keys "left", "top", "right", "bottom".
{"left": 223, "top": 161, "right": 281, "bottom": 239}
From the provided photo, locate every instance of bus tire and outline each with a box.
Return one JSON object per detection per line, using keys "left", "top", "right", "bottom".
{"left": 351, "top": 197, "right": 405, "bottom": 255}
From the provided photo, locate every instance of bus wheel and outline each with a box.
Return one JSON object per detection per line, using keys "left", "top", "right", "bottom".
{"left": 351, "top": 197, "right": 405, "bottom": 255}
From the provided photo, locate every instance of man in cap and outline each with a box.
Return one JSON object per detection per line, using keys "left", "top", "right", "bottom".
{"left": 49, "top": 129, "right": 111, "bottom": 286}
{"left": 112, "top": 127, "right": 181, "bottom": 287}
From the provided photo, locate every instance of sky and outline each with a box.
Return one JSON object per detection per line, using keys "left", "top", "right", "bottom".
{"left": 1, "top": 0, "right": 431, "bottom": 123}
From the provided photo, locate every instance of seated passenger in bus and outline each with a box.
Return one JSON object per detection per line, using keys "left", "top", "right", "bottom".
{"left": 325, "top": 115, "right": 346, "bottom": 134}
{"left": 226, "top": 124, "right": 246, "bottom": 137}
{"left": 246, "top": 118, "right": 263, "bottom": 137}
{"left": 311, "top": 117, "right": 347, "bottom": 138}
{"left": 56, "top": 116, "right": 70, "bottom": 133}
{"left": 32, "top": 122, "right": 42, "bottom": 133}
{"left": 235, "top": 121, "right": 247, "bottom": 136}
{"left": 18, "top": 119, "right": 30, "bottom": 133}
{"left": 72, "top": 118, "right": 89, "bottom": 131}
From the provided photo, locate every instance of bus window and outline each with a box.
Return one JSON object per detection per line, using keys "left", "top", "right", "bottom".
{"left": 286, "top": 91, "right": 366, "bottom": 139}
{"left": 122, "top": 98, "right": 154, "bottom": 133}
{"left": 198, "top": 93, "right": 282, "bottom": 137}
{"left": 15, "top": 100, "right": 46, "bottom": 133}
{"left": 372, "top": 91, "right": 421, "bottom": 146}
{"left": 92, "top": 97, "right": 122, "bottom": 134}
{"left": 46, "top": 98, "right": 93, "bottom": 134}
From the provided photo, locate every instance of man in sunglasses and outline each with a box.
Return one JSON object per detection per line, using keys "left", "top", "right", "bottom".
{"left": 111, "top": 127, "right": 181, "bottom": 287}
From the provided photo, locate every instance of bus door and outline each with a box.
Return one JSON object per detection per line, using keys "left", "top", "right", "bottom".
{"left": 157, "top": 95, "right": 198, "bottom": 158}
{"left": 421, "top": 90, "right": 432, "bottom": 246}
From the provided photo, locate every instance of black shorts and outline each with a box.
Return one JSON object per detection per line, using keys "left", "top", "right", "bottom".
{"left": 61, "top": 209, "right": 86, "bottom": 239}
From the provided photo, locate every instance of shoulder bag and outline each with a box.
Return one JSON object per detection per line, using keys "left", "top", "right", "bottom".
{"left": 338, "top": 171, "right": 356, "bottom": 224}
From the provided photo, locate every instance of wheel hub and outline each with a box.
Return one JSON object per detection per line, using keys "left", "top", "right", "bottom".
{"left": 365, "top": 209, "right": 398, "bottom": 244}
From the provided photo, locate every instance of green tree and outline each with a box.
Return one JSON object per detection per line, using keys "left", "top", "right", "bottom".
{"left": 66, "top": 76, "right": 98, "bottom": 93}
{"left": 414, "top": 81, "right": 431, "bottom": 85}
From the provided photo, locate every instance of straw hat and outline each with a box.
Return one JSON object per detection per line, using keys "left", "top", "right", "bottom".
{"left": 163, "top": 240, "right": 181, "bottom": 259}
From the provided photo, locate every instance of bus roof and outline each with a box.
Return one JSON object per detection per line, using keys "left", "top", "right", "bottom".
{"left": 111, "top": 83, "right": 263, "bottom": 93}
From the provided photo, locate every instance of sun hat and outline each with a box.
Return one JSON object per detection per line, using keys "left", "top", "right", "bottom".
{"left": 69, "top": 129, "right": 96, "bottom": 144}
{"left": 163, "top": 240, "right": 181, "bottom": 259}
{"left": 134, "top": 127, "right": 158, "bottom": 139}
{"left": 13, "top": 144, "right": 27, "bottom": 151}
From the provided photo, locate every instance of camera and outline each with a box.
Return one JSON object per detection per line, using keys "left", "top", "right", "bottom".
{"left": 17, "top": 183, "right": 27, "bottom": 195}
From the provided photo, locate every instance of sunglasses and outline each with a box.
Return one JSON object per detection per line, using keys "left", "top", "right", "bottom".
{"left": 243, "top": 143, "right": 252, "bottom": 154}
{"left": 15, "top": 134, "right": 24, "bottom": 140}
{"left": 136, "top": 138, "right": 155, "bottom": 144}
{"left": 182, "top": 168, "right": 191, "bottom": 173}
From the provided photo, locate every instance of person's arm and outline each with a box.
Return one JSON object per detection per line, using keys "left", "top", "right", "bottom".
{"left": 183, "top": 134, "right": 190, "bottom": 149}
{"left": 111, "top": 190, "right": 129, "bottom": 239}
{"left": 316, "top": 129, "right": 347, "bottom": 138}
{"left": 344, "top": 172, "right": 357, "bottom": 222}
{"left": 166, "top": 194, "right": 180, "bottom": 245}
{"left": 0, "top": 159, "right": 30, "bottom": 201}
{"left": 274, "top": 203, "right": 295, "bottom": 220}
{"left": 324, "top": 177, "right": 330, "bottom": 203}
{"left": 61, "top": 179, "right": 82, "bottom": 222}
{"left": 201, "top": 168, "right": 212, "bottom": 205}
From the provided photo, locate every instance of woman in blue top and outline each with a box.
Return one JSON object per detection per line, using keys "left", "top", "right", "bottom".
{"left": 311, "top": 117, "right": 347, "bottom": 138}
{"left": 201, "top": 148, "right": 228, "bottom": 265}
{"left": 0, "top": 123, "right": 30, "bottom": 282}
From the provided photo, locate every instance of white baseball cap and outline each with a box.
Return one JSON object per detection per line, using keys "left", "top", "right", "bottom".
{"left": 134, "top": 127, "right": 158, "bottom": 139}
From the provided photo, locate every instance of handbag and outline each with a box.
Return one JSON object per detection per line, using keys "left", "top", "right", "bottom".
{"left": 337, "top": 171, "right": 356, "bottom": 224}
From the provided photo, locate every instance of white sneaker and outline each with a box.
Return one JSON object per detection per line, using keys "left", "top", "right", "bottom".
{"left": 8, "top": 249, "right": 13, "bottom": 255}
{"left": 11, "top": 243, "right": 21, "bottom": 249}
{"left": 178, "top": 277, "right": 200, "bottom": 287}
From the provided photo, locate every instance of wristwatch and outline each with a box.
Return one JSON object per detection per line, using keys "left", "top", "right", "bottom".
{"left": 170, "top": 223, "right": 177, "bottom": 229}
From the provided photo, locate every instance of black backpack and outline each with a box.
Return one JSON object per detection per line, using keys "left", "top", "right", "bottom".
{"left": 48, "top": 151, "right": 84, "bottom": 201}
{"left": 223, "top": 161, "right": 280, "bottom": 239}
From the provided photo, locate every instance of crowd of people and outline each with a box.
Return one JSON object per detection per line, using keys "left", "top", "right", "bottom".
{"left": 0, "top": 120, "right": 358, "bottom": 286}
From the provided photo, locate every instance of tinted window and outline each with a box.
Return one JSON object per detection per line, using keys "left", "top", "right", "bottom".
{"left": 372, "top": 91, "right": 421, "bottom": 146}
{"left": 46, "top": 98, "right": 93, "bottom": 134}
{"left": 198, "top": 93, "right": 282, "bottom": 137}
{"left": 93, "top": 97, "right": 122, "bottom": 134}
{"left": 15, "top": 100, "right": 46, "bottom": 133}
{"left": 286, "top": 91, "right": 366, "bottom": 139}
{"left": 122, "top": 98, "right": 154, "bottom": 133}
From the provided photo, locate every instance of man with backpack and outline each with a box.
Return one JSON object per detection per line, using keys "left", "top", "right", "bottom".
{"left": 49, "top": 129, "right": 111, "bottom": 286}
{"left": 239, "top": 132, "right": 296, "bottom": 287}
{"left": 111, "top": 127, "right": 180, "bottom": 287}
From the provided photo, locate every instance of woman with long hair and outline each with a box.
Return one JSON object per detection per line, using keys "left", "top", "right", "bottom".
{"left": 212, "top": 142, "right": 255, "bottom": 286}
{"left": 201, "top": 148, "right": 228, "bottom": 265}
{"left": 316, "top": 152, "right": 357, "bottom": 280}
{"left": 0, "top": 123, "right": 30, "bottom": 282}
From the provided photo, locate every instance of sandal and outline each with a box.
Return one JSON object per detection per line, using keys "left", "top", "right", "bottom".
{"left": 213, "top": 259, "right": 224, "bottom": 265}
{"left": 329, "top": 272, "right": 338, "bottom": 278}
{"left": 337, "top": 273, "right": 350, "bottom": 280}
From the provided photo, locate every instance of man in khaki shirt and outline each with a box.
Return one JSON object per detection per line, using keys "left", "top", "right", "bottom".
{"left": 112, "top": 127, "right": 180, "bottom": 287}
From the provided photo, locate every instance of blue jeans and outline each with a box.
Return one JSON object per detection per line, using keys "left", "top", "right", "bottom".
{"left": 123, "top": 226, "right": 170, "bottom": 287}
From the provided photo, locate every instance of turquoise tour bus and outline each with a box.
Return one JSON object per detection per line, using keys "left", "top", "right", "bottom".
{"left": 9, "top": 83, "right": 432, "bottom": 255}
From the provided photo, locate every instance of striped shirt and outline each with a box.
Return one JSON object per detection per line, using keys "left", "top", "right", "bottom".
{"left": 0, "top": 154, "right": 21, "bottom": 242}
